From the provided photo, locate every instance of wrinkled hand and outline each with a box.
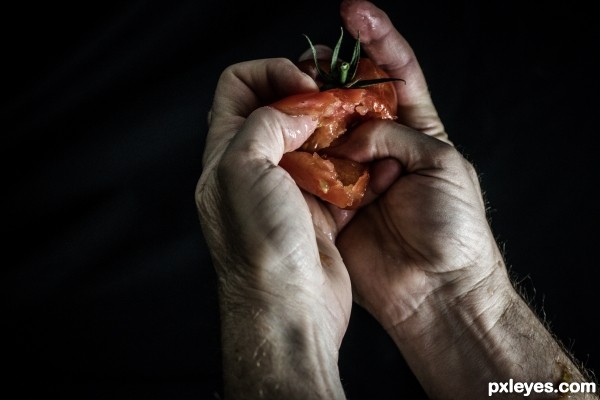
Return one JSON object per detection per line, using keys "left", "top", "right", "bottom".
{"left": 334, "top": 0, "right": 510, "bottom": 343}
{"left": 196, "top": 58, "right": 353, "bottom": 345}
{"left": 331, "top": 5, "right": 597, "bottom": 399}
{"left": 197, "top": 2, "right": 598, "bottom": 398}
{"left": 195, "top": 58, "right": 352, "bottom": 398}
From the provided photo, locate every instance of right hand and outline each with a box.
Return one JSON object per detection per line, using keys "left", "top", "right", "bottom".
{"left": 335, "top": 0, "right": 512, "bottom": 341}
{"left": 333, "top": 4, "right": 598, "bottom": 400}
{"left": 333, "top": 119, "right": 509, "bottom": 338}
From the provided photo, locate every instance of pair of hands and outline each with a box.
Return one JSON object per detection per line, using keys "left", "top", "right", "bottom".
{"left": 196, "top": 1, "right": 593, "bottom": 399}
{"left": 199, "top": 0, "right": 500, "bottom": 343}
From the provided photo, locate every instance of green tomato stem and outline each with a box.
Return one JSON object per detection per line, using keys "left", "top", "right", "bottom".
{"left": 339, "top": 62, "right": 350, "bottom": 85}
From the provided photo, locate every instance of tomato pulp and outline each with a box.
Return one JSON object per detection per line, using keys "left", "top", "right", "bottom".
{"left": 272, "top": 57, "right": 398, "bottom": 209}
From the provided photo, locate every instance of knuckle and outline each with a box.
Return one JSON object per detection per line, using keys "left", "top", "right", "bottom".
{"left": 215, "top": 150, "right": 238, "bottom": 191}
{"left": 428, "top": 139, "right": 465, "bottom": 169}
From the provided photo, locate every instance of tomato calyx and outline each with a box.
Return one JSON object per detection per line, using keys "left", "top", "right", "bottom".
{"left": 304, "top": 27, "right": 405, "bottom": 91}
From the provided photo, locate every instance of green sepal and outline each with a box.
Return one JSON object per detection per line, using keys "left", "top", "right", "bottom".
{"left": 330, "top": 27, "right": 343, "bottom": 73}
{"left": 303, "top": 33, "right": 328, "bottom": 82}
{"left": 302, "top": 27, "right": 405, "bottom": 91}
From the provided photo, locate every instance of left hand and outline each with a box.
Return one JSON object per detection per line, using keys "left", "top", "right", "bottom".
{"left": 196, "top": 58, "right": 352, "bottom": 397}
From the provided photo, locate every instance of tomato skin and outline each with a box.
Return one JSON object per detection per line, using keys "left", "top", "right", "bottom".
{"left": 272, "top": 57, "right": 398, "bottom": 209}
{"left": 296, "top": 57, "right": 398, "bottom": 114}
{"left": 272, "top": 87, "right": 395, "bottom": 151}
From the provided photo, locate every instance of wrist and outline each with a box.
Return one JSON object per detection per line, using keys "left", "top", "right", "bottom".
{"left": 385, "top": 258, "right": 596, "bottom": 399}
{"left": 386, "top": 258, "right": 517, "bottom": 398}
{"left": 218, "top": 286, "right": 346, "bottom": 400}
{"left": 388, "top": 256, "right": 514, "bottom": 354}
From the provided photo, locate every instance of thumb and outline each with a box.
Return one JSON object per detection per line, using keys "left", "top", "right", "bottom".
{"left": 340, "top": 0, "right": 451, "bottom": 144}
{"left": 223, "top": 107, "right": 318, "bottom": 168}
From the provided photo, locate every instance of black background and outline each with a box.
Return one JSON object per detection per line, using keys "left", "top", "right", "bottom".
{"left": 3, "top": 0, "right": 598, "bottom": 398}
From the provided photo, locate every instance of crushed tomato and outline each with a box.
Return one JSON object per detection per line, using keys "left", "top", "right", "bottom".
{"left": 271, "top": 57, "right": 398, "bottom": 209}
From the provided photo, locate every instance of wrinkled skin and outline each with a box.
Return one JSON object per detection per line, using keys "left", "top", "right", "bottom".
{"left": 197, "top": 58, "right": 352, "bottom": 398}
{"left": 196, "top": 0, "right": 467, "bottom": 380}
{"left": 196, "top": 1, "right": 595, "bottom": 399}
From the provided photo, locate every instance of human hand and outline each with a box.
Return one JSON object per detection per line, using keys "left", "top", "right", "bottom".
{"left": 331, "top": 0, "right": 507, "bottom": 344}
{"left": 195, "top": 59, "right": 351, "bottom": 399}
{"left": 328, "top": 2, "right": 597, "bottom": 399}
{"left": 196, "top": 2, "right": 597, "bottom": 398}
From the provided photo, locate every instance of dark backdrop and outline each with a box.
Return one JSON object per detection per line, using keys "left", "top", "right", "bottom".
{"left": 3, "top": 1, "right": 598, "bottom": 398}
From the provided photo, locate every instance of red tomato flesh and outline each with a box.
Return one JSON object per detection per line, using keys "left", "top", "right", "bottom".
{"left": 279, "top": 151, "right": 369, "bottom": 209}
{"left": 271, "top": 57, "right": 398, "bottom": 209}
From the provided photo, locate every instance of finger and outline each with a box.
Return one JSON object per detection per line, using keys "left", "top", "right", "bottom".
{"left": 212, "top": 58, "right": 318, "bottom": 121}
{"left": 336, "top": 120, "right": 487, "bottom": 212}
{"left": 329, "top": 158, "right": 402, "bottom": 225}
{"left": 223, "top": 107, "right": 318, "bottom": 168}
{"left": 204, "top": 58, "right": 319, "bottom": 167}
{"left": 326, "top": 205, "right": 356, "bottom": 232}
{"left": 326, "top": 119, "right": 457, "bottom": 175}
{"left": 362, "top": 157, "right": 403, "bottom": 200}
{"left": 340, "top": 0, "right": 451, "bottom": 144}
{"left": 324, "top": 158, "right": 402, "bottom": 230}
